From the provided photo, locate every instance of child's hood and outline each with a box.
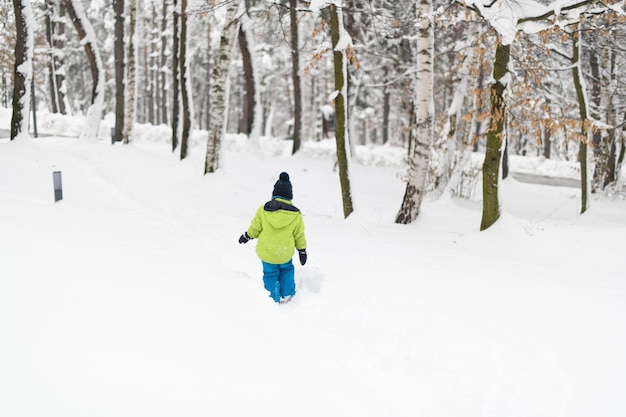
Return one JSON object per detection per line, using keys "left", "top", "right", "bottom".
{"left": 263, "top": 199, "right": 300, "bottom": 229}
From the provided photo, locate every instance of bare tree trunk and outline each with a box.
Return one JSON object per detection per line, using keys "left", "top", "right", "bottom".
{"left": 472, "top": 58, "right": 486, "bottom": 152}
{"left": 603, "top": 48, "right": 617, "bottom": 188}
{"left": 203, "top": 20, "right": 212, "bottom": 131}
{"left": 571, "top": 22, "right": 590, "bottom": 214}
{"left": 616, "top": 112, "right": 626, "bottom": 185}
{"left": 442, "top": 24, "right": 483, "bottom": 198}
{"left": 543, "top": 98, "right": 552, "bottom": 158}
{"left": 502, "top": 136, "right": 509, "bottom": 179}
{"left": 45, "top": 0, "right": 66, "bottom": 114}
{"left": 593, "top": 45, "right": 616, "bottom": 189}
{"left": 480, "top": 42, "right": 510, "bottom": 230}
{"left": 395, "top": 0, "right": 433, "bottom": 224}
{"left": 123, "top": 0, "right": 137, "bottom": 144}
{"left": 589, "top": 46, "right": 605, "bottom": 192}
{"left": 329, "top": 3, "right": 354, "bottom": 218}
{"left": 11, "top": 0, "right": 33, "bottom": 141}
{"left": 159, "top": 0, "right": 169, "bottom": 125}
{"left": 179, "top": 0, "right": 192, "bottom": 160}
{"left": 147, "top": 4, "right": 156, "bottom": 124}
{"left": 204, "top": 0, "right": 239, "bottom": 174}
{"left": 64, "top": 0, "right": 96, "bottom": 104}
{"left": 239, "top": 10, "right": 262, "bottom": 144}
{"left": 147, "top": 6, "right": 156, "bottom": 124}
{"left": 238, "top": 25, "right": 254, "bottom": 135}
{"left": 64, "top": 0, "right": 105, "bottom": 140}
{"left": 543, "top": 123, "right": 552, "bottom": 159}
{"left": 113, "top": 0, "right": 125, "bottom": 143}
{"left": 289, "top": 0, "right": 303, "bottom": 153}
{"left": 382, "top": 80, "right": 390, "bottom": 145}
{"left": 171, "top": 0, "right": 180, "bottom": 152}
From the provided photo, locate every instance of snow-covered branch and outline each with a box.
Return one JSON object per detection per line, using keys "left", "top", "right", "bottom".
{"left": 459, "top": 0, "right": 617, "bottom": 44}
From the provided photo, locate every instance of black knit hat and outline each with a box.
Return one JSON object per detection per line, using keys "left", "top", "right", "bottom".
{"left": 272, "top": 172, "right": 293, "bottom": 200}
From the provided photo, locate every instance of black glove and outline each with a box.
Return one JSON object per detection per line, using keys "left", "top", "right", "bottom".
{"left": 298, "top": 249, "right": 307, "bottom": 265}
{"left": 239, "top": 231, "right": 252, "bottom": 244}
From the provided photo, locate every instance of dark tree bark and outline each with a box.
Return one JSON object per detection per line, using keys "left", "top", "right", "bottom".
{"left": 146, "top": 3, "right": 156, "bottom": 124}
{"left": 179, "top": 0, "right": 191, "bottom": 160}
{"left": 617, "top": 112, "right": 626, "bottom": 179}
{"left": 589, "top": 47, "right": 606, "bottom": 191}
{"left": 604, "top": 51, "right": 618, "bottom": 188}
{"left": 171, "top": 0, "right": 180, "bottom": 152}
{"left": 64, "top": 0, "right": 98, "bottom": 105}
{"left": 571, "top": 23, "right": 589, "bottom": 214}
{"left": 329, "top": 4, "right": 353, "bottom": 218}
{"left": 382, "top": 84, "right": 390, "bottom": 145}
{"left": 63, "top": 0, "right": 105, "bottom": 140}
{"left": 45, "top": 0, "right": 66, "bottom": 114}
{"left": 543, "top": 125, "right": 552, "bottom": 159}
{"left": 590, "top": 45, "right": 616, "bottom": 190}
{"left": 289, "top": 0, "right": 303, "bottom": 153}
{"left": 10, "top": 0, "right": 32, "bottom": 140}
{"left": 480, "top": 43, "right": 509, "bottom": 231}
{"left": 113, "top": 0, "right": 125, "bottom": 143}
{"left": 238, "top": 26, "right": 255, "bottom": 135}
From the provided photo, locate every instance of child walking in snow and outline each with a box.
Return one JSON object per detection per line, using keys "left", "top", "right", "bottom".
{"left": 239, "top": 172, "right": 307, "bottom": 303}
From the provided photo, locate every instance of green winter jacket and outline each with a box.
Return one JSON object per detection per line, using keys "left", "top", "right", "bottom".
{"left": 247, "top": 197, "right": 307, "bottom": 265}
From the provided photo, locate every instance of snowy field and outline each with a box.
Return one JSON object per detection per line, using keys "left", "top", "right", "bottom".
{"left": 2, "top": 110, "right": 626, "bottom": 417}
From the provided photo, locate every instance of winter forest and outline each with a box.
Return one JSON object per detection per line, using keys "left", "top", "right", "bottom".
{"left": 3, "top": 0, "right": 626, "bottom": 226}
{"left": 4, "top": 1, "right": 626, "bottom": 415}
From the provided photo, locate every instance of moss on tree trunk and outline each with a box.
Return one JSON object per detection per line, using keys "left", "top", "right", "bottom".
{"left": 330, "top": 4, "right": 353, "bottom": 218}
{"left": 480, "top": 43, "right": 509, "bottom": 231}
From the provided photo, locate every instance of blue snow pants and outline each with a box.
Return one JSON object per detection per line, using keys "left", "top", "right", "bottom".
{"left": 262, "top": 260, "right": 295, "bottom": 303}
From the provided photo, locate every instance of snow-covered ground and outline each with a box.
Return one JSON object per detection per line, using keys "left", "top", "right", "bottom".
{"left": 2, "top": 109, "right": 626, "bottom": 417}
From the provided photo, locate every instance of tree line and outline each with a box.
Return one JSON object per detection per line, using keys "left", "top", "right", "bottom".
{"left": 3, "top": 0, "right": 625, "bottom": 229}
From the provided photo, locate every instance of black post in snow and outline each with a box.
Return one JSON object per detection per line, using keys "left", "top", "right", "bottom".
{"left": 53, "top": 171, "right": 63, "bottom": 202}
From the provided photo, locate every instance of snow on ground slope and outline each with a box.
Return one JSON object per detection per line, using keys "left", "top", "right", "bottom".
{"left": 1, "top": 124, "right": 626, "bottom": 417}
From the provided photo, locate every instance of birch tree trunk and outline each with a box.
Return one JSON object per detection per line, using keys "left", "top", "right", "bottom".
{"left": 329, "top": 3, "right": 354, "bottom": 218}
{"left": 159, "top": 1, "right": 169, "bottom": 125}
{"left": 64, "top": 0, "right": 105, "bottom": 140}
{"left": 203, "top": 21, "right": 212, "bottom": 131}
{"left": 123, "top": 0, "right": 137, "bottom": 144}
{"left": 480, "top": 42, "right": 509, "bottom": 230}
{"left": 443, "top": 25, "right": 484, "bottom": 198}
{"left": 395, "top": 0, "right": 433, "bottom": 224}
{"left": 113, "top": 0, "right": 125, "bottom": 143}
{"left": 179, "top": 0, "right": 192, "bottom": 160}
{"left": 10, "top": 0, "right": 33, "bottom": 141}
{"left": 148, "top": 3, "right": 157, "bottom": 124}
{"left": 204, "top": 0, "right": 239, "bottom": 174}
